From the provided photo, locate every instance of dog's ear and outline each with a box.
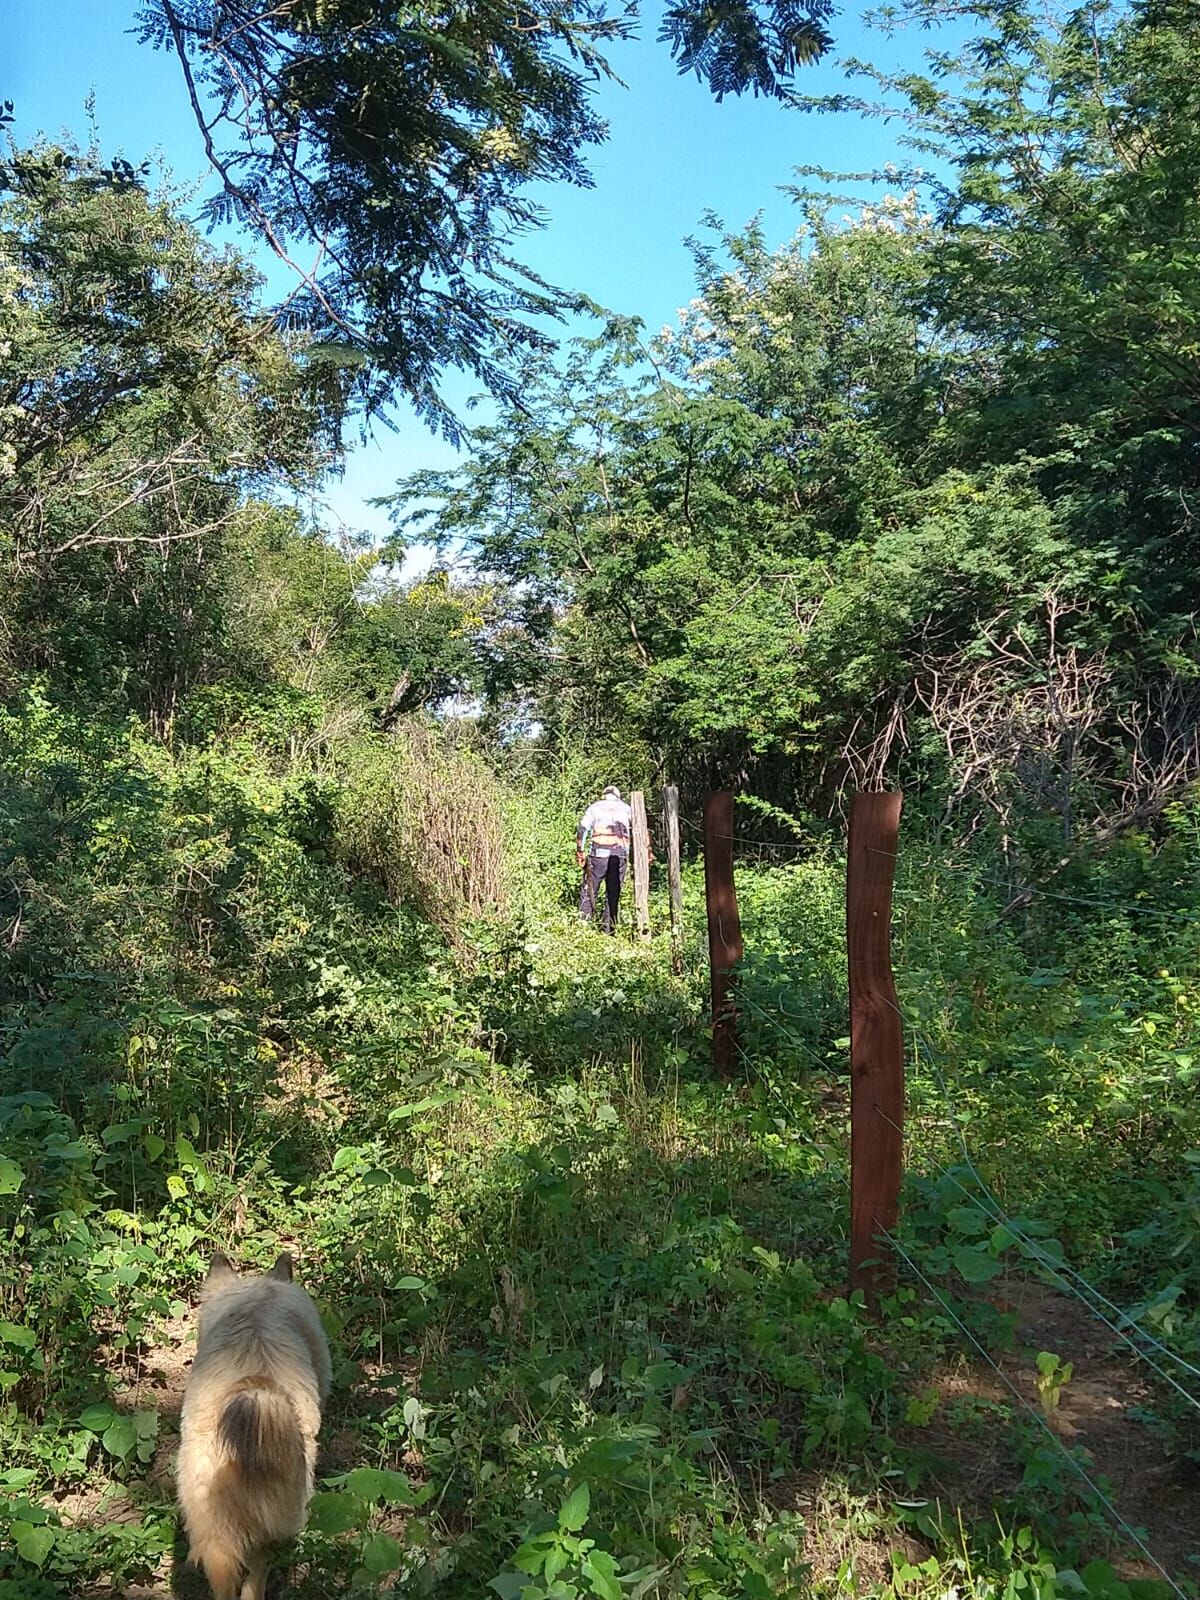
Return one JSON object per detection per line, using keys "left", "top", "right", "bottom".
{"left": 205, "top": 1252, "right": 236, "bottom": 1284}
{"left": 269, "top": 1252, "right": 294, "bottom": 1283}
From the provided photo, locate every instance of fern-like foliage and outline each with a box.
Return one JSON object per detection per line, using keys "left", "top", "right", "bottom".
{"left": 132, "top": 0, "right": 835, "bottom": 432}
{"left": 660, "top": 0, "right": 833, "bottom": 99}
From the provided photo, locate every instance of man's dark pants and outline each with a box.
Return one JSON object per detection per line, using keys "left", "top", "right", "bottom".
{"left": 579, "top": 853, "right": 627, "bottom": 934}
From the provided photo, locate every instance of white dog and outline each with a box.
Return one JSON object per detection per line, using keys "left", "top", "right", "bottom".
{"left": 177, "top": 1252, "right": 331, "bottom": 1600}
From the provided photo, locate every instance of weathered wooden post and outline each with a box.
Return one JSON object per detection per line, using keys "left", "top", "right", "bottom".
{"left": 630, "top": 790, "right": 651, "bottom": 942}
{"left": 847, "top": 791, "right": 904, "bottom": 1301}
{"left": 703, "top": 789, "right": 743, "bottom": 1076}
{"left": 663, "top": 784, "right": 684, "bottom": 974}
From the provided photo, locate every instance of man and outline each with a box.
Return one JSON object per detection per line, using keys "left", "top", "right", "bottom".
{"left": 577, "top": 784, "right": 633, "bottom": 934}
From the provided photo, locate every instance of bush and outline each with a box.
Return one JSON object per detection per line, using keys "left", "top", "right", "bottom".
{"left": 335, "top": 720, "right": 508, "bottom": 940}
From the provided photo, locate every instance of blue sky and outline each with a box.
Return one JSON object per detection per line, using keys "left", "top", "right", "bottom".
{"left": 7, "top": 2, "right": 932, "bottom": 548}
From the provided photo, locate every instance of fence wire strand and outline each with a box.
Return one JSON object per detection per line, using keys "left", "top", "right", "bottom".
{"left": 878, "top": 992, "right": 1200, "bottom": 1398}
{"left": 870, "top": 1099, "right": 1200, "bottom": 1418}
{"left": 880, "top": 1222, "right": 1192, "bottom": 1600}
{"left": 686, "top": 793, "right": 1200, "bottom": 1406}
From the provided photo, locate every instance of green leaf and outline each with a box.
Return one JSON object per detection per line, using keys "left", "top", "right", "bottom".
{"left": 174, "top": 1135, "right": 201, "bottom": 1168}
{"left": 143, "top": 1132, "right": 166, "bottom": 1162}
{"left": 642, "top": 1361, "right": 687, "bottom": 1389}
{"left": 947, "top": 1205, "right": 990, "bottom": 1237}
{"left": 388, "top": 1091, "right": 459, "bottom": 1122}
{"left": 101, "top": 1414, "right": 138, "bottom": 1460}
{"left": 79, "top": 1402, "right": 118, "bottom": 1432}
{"left": 361, "top": 1532, "right": 404, "bottom": 1575}
{"left": 952, "top": 1245, "right": 1004, "bottom": 1284}
{"left": 342, "top": 1467, "right": 416, "bottom": 1504}
{"left": 489, "top": 1575, "right": 530, "bottom": 1600}
{"left": 545, "top": 1546, "right": 568, "bottom": 1586}
{"left": 0, "top": 1469, "right": 37, "bottom": 1489}
{"left": 583, "top": 1550, "right": 623, "bottom": 1600}
{"left": 558, "top": 1480, "right": 591, "bottom": 1533}
{"left": 1080, "top": 1560, "right": 1122, "bottom": 1596}
{"left": 0, "top": 1158, "right": 25, "bottom": 1195}
{"left": 307, "top": 1491, "right": 365, "bottom": 1534}
{"left": 513, "top": 1536, "right": 552, "bottom": 1576}
{"left": 12, "top": 1522, "right": 55, "bottom": 1567}
{"left": 0, "top": 1321, "right": 37, "bottom": 1351}
{"left": 8, "top": 1498, "right": 49, "bottom": 1525}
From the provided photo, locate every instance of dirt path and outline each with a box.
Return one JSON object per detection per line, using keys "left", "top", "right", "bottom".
{"left": 918, "top": 1278, "right": 1199, "bottom": 1585}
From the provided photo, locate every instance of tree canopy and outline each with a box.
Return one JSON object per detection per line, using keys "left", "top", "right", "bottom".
{"left": 398, "top": 0, "right": 1200, "bottom": 842}
{"left": 135, "top": 0, "right": 834, "bottom": 429}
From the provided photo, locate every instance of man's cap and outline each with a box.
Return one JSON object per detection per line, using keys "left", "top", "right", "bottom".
{"left": 602, "top": 785, "right": 621, "bottom": 798}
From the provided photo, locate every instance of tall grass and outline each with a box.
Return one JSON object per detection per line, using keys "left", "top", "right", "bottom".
{"left": 335, "top": 719, "right": 508, "bottom": 939}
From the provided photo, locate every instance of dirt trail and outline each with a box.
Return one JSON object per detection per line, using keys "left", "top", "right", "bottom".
{"left": 919, "top": 1279, "right": 1199, "bottom": 1584}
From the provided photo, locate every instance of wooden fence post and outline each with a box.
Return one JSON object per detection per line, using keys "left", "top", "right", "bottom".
{"left": 703, "top": 789, "right": 743, "bottom": 1076}
{"left": 848, "top": 791, "right": 904, "bottom": 1301}
{"left": 663, "top": 784, "right": 684, "bottom": 974}
{"left": 630, "top": 790, "right": 651, "bottom": 941}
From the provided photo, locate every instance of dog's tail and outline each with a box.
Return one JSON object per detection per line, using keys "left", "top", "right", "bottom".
{"left": 217, "top": 1378, "right": 305, "bottom": 1484}
{"left": 189, "top": 1380, "right": 306, "bottom": 1598}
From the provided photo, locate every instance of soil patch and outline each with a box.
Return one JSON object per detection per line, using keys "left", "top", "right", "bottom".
{"left": 913, "top": 1277, "right": 1199, "bottom": 1584}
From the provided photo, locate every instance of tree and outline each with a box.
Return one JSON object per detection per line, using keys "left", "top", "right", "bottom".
{"left": 394, "top": 207, "right": 1077, "bottom": 793}
{"left": 0, "top": 144, "right": 337, "bottom": 728}
{"left": 794, "top": 0, "right": 1200, "bottom": 622}
{"left": 134, "top": 0, "right": 834, "bottom": 430}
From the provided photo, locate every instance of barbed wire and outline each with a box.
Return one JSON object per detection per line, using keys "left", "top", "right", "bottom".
{"left": 870, "top": 1098, "right": 1200, "bottom": 1418}
{"left": 734, "top": 967, "right": 1199, "bottom": 1399}
{"left": 682, "top": 826, "right": 1198, "bottom": 929}
{"left": 969, "top": 872, "right": 1200, "bottom": 925}
{"left": 867, "top": 843, "right": 1199, "bottom": 925}
{"left": 718, "top": 910, "right": 1197, "bottom": 1588}
{"left": 880, "top": 1222, "right": 1192, "bottom": 1600}
{"left": 871, "top": 991, "right": 1200, "bottom": 1400}
{"left": 738, "top": 991, "right": 837, "bottom": 1073}
{"left": 682, "top": 808, "right": 1200, "bottom": 1398}
{"left": 679, "top": 816, "right": 813, "bottom": 853}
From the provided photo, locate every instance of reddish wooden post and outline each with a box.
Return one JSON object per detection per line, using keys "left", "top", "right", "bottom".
{"left": 703, "top": 790, "right": 743, "bottom": 1076}
{"left": 848, "top": 791, "right": 904, "bottom": 1301}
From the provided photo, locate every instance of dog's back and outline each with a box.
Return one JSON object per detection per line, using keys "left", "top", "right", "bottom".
{"left": 178, "top": 1253, "right": 330, "bottom": 1600}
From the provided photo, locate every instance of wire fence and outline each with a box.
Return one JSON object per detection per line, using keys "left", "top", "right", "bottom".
{"left": 709, "top": 814, "right": 1200, "bottom": 1590}
{"left": 736, "top": 1010, "right": 1198, "bottom": 1591}
{"left": 880, "top": 1221, "right": 1193, "bottom": 1600}
{"left": 684, "top": 811, "right": 1200, "bottom": 927}
{"left": 870, "top": 986, "right": 1200, "bottom": 1406}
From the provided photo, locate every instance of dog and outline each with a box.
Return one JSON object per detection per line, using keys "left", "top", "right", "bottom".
{"left": 177, "top": 1251, "right": 331, "bottom": 1600}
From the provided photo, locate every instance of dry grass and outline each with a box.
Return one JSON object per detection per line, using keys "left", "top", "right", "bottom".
{"left": 336, "top": 720, "right": 507, "bottom": 940}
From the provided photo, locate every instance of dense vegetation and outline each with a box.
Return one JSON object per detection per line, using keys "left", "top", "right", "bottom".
{"left": 3, "top": 1, "right": 1200, "bottom": 1596}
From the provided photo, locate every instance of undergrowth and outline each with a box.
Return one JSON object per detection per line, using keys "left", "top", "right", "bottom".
{"left": 2, "top": 698, "right": 1199, "bottom": 1598}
